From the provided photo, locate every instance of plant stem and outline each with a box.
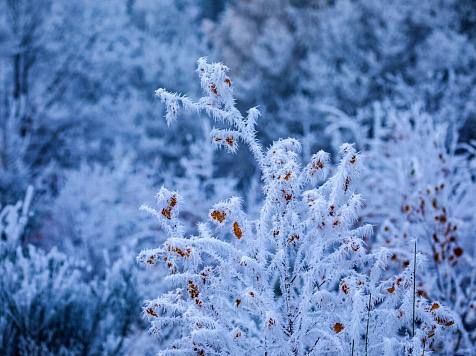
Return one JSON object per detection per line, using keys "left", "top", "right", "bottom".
{"left": 412, "top": 240, "right": 417, "bottom": 338}
{"left": 365, "top": 293, "right": 372, "bottom": 356}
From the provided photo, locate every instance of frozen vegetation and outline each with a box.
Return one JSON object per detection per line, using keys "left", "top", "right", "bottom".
{"left": 1, "top": 0, "right": 476, "bottom": 355}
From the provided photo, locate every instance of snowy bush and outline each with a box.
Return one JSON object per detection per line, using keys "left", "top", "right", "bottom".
{"left": 41, "top": 155, "right": 156, "bottom": 270}
{"left": 138, "top": 59, "right": 456, "bottom": 355}
{"left": 1, "top": 190, "right": 142, "bottom": 356}
{"left": 0, "top": 186, "right": 33, "bottom": 246}
{"left": 0, "top": 246, "right": 140, "bottom": 355}
{"left": 326, "top": 102, "right": 476, "bottom": 352}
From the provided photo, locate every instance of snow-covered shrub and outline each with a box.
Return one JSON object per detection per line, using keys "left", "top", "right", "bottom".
{"left": 0, "top": 246, "right": 140, "bottom": 356}
{"left": 326, "top": 102, "right": 476, "bottom": 352}
{"left": 41, "top": 155, "right": 155, "bottom": 270}
{"left": 0, "top": 186, "right": 33, "bottom": 246}
{"left": 1, "top": 190, "right": 142, "bottom": 356}
{"left": 138, "top": 59, "right": 456, "bottom": 355}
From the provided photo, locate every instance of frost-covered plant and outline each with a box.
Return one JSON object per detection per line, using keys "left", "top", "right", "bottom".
{"left": 0, "top": 246, "right": 141, "bottom": 356}
{"left": 0, "top": 185, "right": 33, "bottom": 245}
{"left": 138, "top": 59, "right": 456, "bottom": 355}
{"left": 42, "top": 154, "right": 155, "bottom": 270}
{"left": 326, "top": 102, "right": 476, "bottom": 351}
{"left": 165, "top": 121, "right": 237, "bottom": 233}
{"left": 1, "top": 189, "right": 142, "bottom": 355}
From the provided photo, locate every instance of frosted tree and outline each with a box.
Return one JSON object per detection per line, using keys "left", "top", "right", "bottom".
{"left": 0, "top": 0, "right": 115, "bottom": 203}
{"left": 0, "top": 0, "right": 210, "bottom": 205}
{"left": 138, "top": 59, "right": 456, "bottom": 355}
{"left": 326, "top": 102, "right": 476, "bottom": 352}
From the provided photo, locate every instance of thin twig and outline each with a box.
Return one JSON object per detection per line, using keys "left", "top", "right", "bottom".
{"left": 307, "top": 337, "right": 320, "bottom": 355}
{"left": 412, "top": 240, "right": 417, "bottom": 338}
{"left": 351, "top": 339, "right": 355, "bottom": 356}
{"left": 365, "top": 293, "right": 372, "bottom": 356}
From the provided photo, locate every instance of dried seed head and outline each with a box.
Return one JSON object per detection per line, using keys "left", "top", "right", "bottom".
{"left": 288, "top": 234, "right": 300, "bottom": 244}
{"left": 281, "top": 188, "right": 293, "bottom": 202}
{"left": 233, "top": 221, "right": 243, "bottom": 239}
{"left": 146, "top": 255, "right": 156, "bottom": 265}
{"left": 225, "top": 135, "right": 234, "bottom": 147}
{"left": 333, "top": 322, "right": 344, "bottom": 333}
{"left": 402, "top": 205, "right": 412, "bottom": 213}
{"left": 417, "top": 289, "right": 428, "bottom": 298}
{"left": 340, "top": 282, "right": 350, "bottom": 295}
{"left": 435, "top": 317, "right": 454, "bottom": 327}
{"left": 169, "top": 195, "right": 177, "bottom": 206}
{"left": 313, "top": 160, "right": 324, "bottom": 169}
{"left": 211, "top": 210, "right": 226, "bottom": 223}
{"left": 188, "top": 280, "right": 200, "bottom": 299}
{"left": 160, "top": 194, "right": 178, "bottom": 219}
{"left": 161, "top": 207, "right": 172, "bottom": 219}
{"left": 167, "top": 245, "right": 192, "bottom": 258}
{"left": 210, "top": 83, "right": 218, "bottom": 95}
{"left": 454, "top": 247, "right": 463, "bottom": 257}
{"left": 145, "top": 307, "right": 159, "bottom": 317}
